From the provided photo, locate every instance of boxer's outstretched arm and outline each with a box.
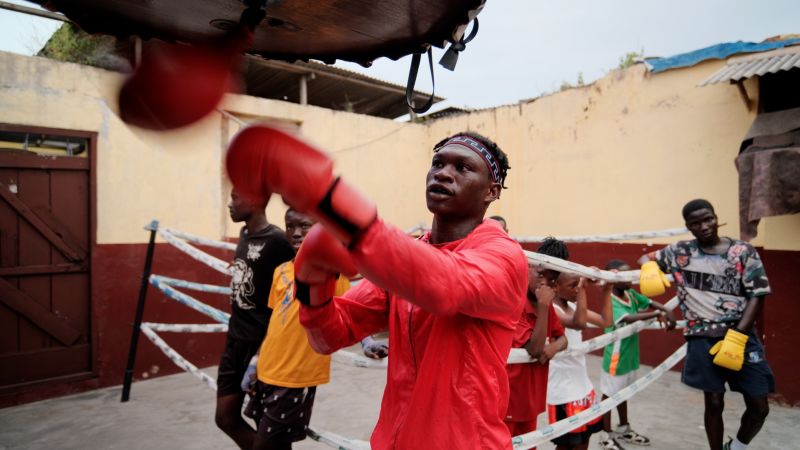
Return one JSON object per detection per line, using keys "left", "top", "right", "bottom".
{"left": 352, "top": 219, "right": 527, "bottom": 321}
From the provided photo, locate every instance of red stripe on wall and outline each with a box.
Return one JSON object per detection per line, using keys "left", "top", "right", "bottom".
{"left": 4, "top": 241, "right": 798, "bottom": 407}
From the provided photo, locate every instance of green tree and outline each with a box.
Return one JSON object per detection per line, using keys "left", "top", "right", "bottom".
{"left": 38, "top": 23, "right": 122, "bottom": 69}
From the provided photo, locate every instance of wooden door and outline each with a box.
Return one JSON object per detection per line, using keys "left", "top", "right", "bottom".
{"left": 0, "top": 125, "right": 95, "bottom": 392}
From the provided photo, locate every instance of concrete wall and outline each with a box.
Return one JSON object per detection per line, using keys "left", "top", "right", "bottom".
{"left": 430, "top": 62, "right": 776, "bottom": 246}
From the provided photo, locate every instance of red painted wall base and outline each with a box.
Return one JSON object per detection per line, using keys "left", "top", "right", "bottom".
{"left": 3, "top": 240, "right": 797, "bottom": 407}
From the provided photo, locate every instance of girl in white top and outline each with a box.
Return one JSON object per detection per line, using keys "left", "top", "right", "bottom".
{"left": 548, "top": 273, "right": 614, "bottom": 450}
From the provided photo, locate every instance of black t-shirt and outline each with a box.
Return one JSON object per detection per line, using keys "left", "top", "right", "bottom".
{"left": 228, "top": 224, "right": 294, "bottom": 341}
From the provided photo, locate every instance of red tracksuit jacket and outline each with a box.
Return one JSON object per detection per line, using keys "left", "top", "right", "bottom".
{"left": 300, "top": 218, "right": 528, "bottom": 449}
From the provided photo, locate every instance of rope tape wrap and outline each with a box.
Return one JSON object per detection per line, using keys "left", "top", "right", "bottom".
{"left": 142, "top": 322, "right": 228, "bottom": 333}
{"left": 150, "top": 274, "right": 232, "bottom": 295}
{"left": 515, "top": 227, "right": 688, "bottom": 243}
{"left": 158, "top": 228, "right": 231, "bottom": 275}
{"left": 511, "top": 343, "right": 688, "bottom": 449}
{"left": 160, "top": 227, "right": 237, "bottom": 251}
{"left": 139, "top": 323, "right": 218, "bottom": 391}
{"left": 149, "top": 275, "right": 231, "bottom": 324}
{"left": 307, "top": 428, "right": 371, "bottom": 450}
{"left": 332, "top": 349, "right": 389, "bottom": 370}
{"left": 524, "top": 250, "right": 675, "bottom": 284}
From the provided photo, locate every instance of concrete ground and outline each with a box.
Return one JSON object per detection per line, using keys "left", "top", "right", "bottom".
{"left": 0, "top": 351, "right": 796, "bottom": 450}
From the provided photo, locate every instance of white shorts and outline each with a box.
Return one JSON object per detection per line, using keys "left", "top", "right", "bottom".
{"left": 600, "top": 369, "right": 639, "bottom": 397}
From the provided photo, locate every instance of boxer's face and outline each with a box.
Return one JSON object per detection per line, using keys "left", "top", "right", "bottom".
{"left": 426, "top": 145, "right": 500, "bottom": 220}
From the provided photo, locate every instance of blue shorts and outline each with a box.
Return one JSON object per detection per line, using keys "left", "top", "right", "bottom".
{"left": 682, "top": 331, "right": 775, "bottom": 398}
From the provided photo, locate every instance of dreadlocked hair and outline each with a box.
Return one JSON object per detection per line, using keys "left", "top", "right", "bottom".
{"left": 536, "top": 236, "right": 569, "bottom": 260}
{"left": 433, "top": 131, "right": 510, "bottom": 189}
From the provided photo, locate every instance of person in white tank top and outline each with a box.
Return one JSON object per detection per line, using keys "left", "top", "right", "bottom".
{"left": 534, "top": 237, "right": 615, "bottom": 450}
{"left": 549, "top": 272, "right": 614, "bottom": 450}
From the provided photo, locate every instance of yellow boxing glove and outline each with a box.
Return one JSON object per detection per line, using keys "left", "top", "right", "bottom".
{"left": 709, "top": 328, "right": 748, "bottom": 371}
{"left": 639, "top": 261, "right": 671, "bottom": 297}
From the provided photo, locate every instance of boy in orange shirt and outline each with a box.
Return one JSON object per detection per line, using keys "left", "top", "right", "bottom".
{"left": 246, "top": 208, "right": 350, "bottom": 450}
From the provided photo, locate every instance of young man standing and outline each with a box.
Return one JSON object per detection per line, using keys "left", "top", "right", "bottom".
{"left": 216, "top": 189, "right": 294, "bottom": 449}
{"left": 246, "top": 208, "right": 351, "bottom": 450}
{"left": 226, "top": 127, "right": 528, "bottom": 449}
{"left": 639, "top": 199, "right": 773, "bottom": 450}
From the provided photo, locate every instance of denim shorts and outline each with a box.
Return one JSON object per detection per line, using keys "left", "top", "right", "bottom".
{"left": 682, "top": 331, "right": 775, "bottom": 398}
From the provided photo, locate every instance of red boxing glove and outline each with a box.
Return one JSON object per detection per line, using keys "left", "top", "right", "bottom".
{"left": 225, "top": 124, "right": 376, "bottom": 245}
{"left": 118, "top": 28, "right": 252, "bottom": 130}
{"left": 294, "top": 224, "right": 358, "bottom": 306}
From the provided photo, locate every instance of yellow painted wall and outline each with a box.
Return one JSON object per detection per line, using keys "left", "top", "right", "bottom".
{"left": 0, "top": 52, "right": 428, "bottom": 245}
{"left": 425, "top": 62, "right": 794, "bottom": 249}
{"left": 1, "top": 51, "right": 796, "bottom": 250}
{"left": 218, "top": 94, "right": 430, "bottom": 238}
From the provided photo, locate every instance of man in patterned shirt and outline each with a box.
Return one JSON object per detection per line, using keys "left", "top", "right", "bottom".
{"left": 639, "top": 199, "right": 773, "bottom": 450}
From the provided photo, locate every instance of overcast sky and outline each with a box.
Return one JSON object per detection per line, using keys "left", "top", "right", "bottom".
{"left": 2, "top": 0, "right": 799, "bottom": 109}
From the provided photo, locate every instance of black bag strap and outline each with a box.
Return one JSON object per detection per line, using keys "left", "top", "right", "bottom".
{"left": 406, "top": 47, "right": 435, "bottom": 114}
{"left": 438, "top": 18, "right": 479, "bottom": 71}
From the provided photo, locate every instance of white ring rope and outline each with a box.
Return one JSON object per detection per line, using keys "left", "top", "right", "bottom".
{"left": 515, "top": 227, "right": 689, "bottom": 243}
{"left": 141, "top": 224, "right": 689, "bottom": 450}
{"left": 150, "top": 274, "right": 232, "bottom": 295}
{"left": 509, "top": 297, "right": 679, "bottom": 364}
{"left": 332, "top": 349, "right": 389, "bottom": 370}
{"left": 139, "top": 323, "right": 219, "bottom": 391}
{"left": 525, "top": 250, "right": 675, "bottom": 284}
{"left": 307, "top": 429, "right": 371, "bottom": 450}
{"left": 149, "top": 275, "right": 231, "bottom": 324}
{"left": 142, "top": 322, "right": 228, "bottom": 333}
{"left": 511, "top": 343, "right": 688, "bottom": 449}
{"left": 157, "top": 228, "right": 231, "bottom": 275}
{"left": 160, "top": 226, "right": 237, "bottom": 251}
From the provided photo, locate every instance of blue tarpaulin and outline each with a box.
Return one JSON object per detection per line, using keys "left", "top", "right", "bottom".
{"left": 645, "top": 39, "right": 800, "bottom": 73}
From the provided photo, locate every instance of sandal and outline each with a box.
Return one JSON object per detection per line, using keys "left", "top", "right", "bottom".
{"left": 614, "top": 426, "right": 651, "bottom": 446}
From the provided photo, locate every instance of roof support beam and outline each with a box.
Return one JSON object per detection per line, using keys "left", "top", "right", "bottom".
{"left": 735, "top": 80, "right": 753, "bottom": 111}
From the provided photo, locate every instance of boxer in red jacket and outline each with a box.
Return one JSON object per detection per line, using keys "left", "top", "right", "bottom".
{"left": 226, "top": 126, "right": 528, "bottom": 449}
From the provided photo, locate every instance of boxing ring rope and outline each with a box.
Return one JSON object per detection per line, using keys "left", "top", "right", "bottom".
{"left": 132, "top": 222, "right": 685, "bottom": 450}
{"left": 512, "top": 343, "right": 688, "bottom": 449}
{"left": 514, "top": 226, "right": 689, "bottom": 243}
{"left": 524, "top": 250, "right": 675, "bottom": 284}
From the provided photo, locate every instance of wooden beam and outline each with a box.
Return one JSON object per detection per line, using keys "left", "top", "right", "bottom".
{"left": 0, "top": 183, "right": 84, "bottom": 262}
{"left": 736, "top": 81, "right": 753, "bottom": 111}
{"left": 0, "top": 1, "right": 69, "bottom": 22}
{"left": 249, "top": 58, "right": 444, "bottom": 101}
{"left": 0, "top": 263, "right": 85, "bottom": 277}
{"left": 0, "top": 278, "right": 81, "bottom": 346}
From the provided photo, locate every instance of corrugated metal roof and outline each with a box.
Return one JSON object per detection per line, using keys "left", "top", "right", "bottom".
{"left": 244, "top": 57, "right": 444, "bottom": 119}
{"left": 700, "top": 45, "right": 800, "bottom": 86}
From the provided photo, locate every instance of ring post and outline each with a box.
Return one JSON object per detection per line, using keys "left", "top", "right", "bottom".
{"left": 121, "top": 220, "right": 159, "bottom": 402}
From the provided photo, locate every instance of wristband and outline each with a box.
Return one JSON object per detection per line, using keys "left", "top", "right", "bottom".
{"left": 295, "top": 280, "right": 311, "bottom": 306}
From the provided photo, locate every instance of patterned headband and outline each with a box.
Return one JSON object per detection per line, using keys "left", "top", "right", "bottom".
{"left": 437, "top": 135, "right": 501, "bottom": 183}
